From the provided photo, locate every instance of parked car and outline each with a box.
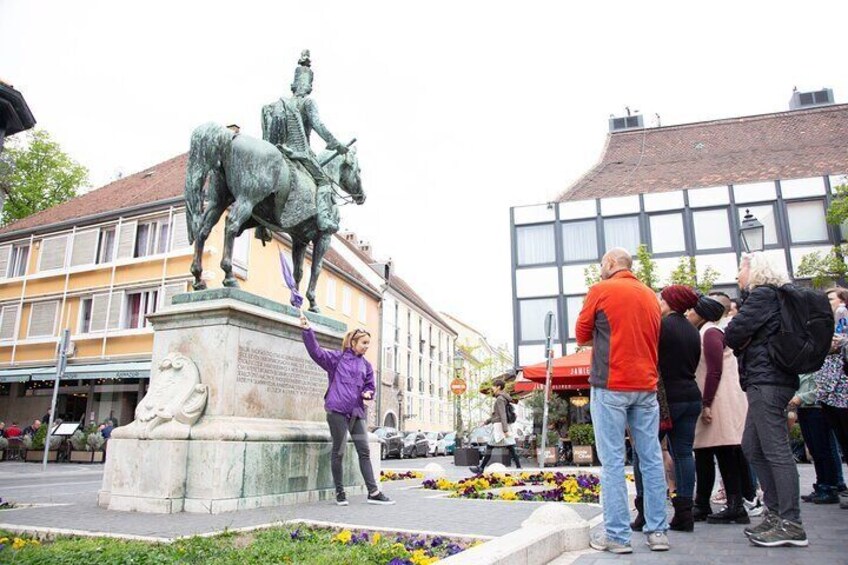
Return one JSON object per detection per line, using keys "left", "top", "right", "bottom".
{"left": 424, "top": 432, "right": 443, "bottom": 456}
{"left": 402, "top": 431, "right": 429, "bottom": 458}
{"left": 373, "top": 427, "right": 404, "bottom": 460}
{"left": 437, "top": 432, "right": 457, "bottom": 455}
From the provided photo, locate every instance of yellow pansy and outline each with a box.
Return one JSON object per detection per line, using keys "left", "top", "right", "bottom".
{"left": 371, "top": 532, "right": 382, "bottom": 545}
{"left": 12, "top": 538, "right": 26, "bottom": 550}
{"left": 500, "top": 490, "right": 518, "bottom": 501}
{"left": 333, "top": 530, "right": 352, "bottom": 544}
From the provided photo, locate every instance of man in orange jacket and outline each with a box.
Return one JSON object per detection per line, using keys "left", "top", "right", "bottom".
{"left": 576, "top": 247, "right": 668, "bottom": 554}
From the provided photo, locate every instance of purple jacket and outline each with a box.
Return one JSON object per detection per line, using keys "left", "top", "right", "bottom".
{"left": 302, "top": 328, "right": 375, "bottom": 419}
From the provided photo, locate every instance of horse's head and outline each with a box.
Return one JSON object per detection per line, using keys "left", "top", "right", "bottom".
{"left": 339, "top": 149, "right": 365, "bottom": 205}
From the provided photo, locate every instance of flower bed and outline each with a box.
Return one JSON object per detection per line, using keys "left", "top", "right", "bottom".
{"left": 422, "top": 471, "right": 601, "bottom": 504}
{"left": 0, "top": 524, "right": 477, "bottom": 564}
{"left": 380, "top": 470, "right": 424, "bottom": 482}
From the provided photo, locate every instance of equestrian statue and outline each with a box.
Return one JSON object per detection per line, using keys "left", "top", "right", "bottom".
{"left": 184, "top": 50, "right": 364, "bottom": 312}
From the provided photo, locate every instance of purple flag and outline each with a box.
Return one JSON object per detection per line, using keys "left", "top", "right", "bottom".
{"left": 279, "top": 250, "right": 304, "bottom": 308}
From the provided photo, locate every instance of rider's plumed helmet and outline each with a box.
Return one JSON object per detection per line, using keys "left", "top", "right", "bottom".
{"left": 290, "top": 49, "right": 313, "bottom": 94}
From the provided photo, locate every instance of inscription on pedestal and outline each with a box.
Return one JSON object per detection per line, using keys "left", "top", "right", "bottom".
{"left": 236, "top": 345, "right": 325, "bottom": 396}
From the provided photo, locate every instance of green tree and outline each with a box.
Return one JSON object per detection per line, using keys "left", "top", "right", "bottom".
{"left": 0, "top": 129, "right": 88, "bottom": 226}
{"left": 667, "top": 256, "right": 719, "bottom": 294}
{"left": 634, "top": 244, "right": 659, "bottom": 291}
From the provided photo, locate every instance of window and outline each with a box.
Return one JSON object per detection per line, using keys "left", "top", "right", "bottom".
{"left": 786, "top": 201, "right": 828, "bottom": 243}
{"left": 358, "top": 296, "right": 367, "bottom": 323}
{"left": 603, "top": 216, "right": 640, "bottom": 253}
{"left": 7, "top": 244, "right": 29, "bottom": 277}
{"left": 325, "top": 278, "right": 337, "bottom": 309}
{"left": 561, "top": 220, "right": 598, "bottom": 262}
{"left": 134, "top": 218, "right": 171, "bottom": 258}
{"left": 519, "top": 298, "right": 558, "bottom": 342}
{"left": 0, "top": 305, "right": 20, "bottom": 340}
{"left": 649, "top": 213, "right": 686, "bottom": 254}
{"left": 516, "top": 224, "right": 555, "bottom": 265}
{"left": 28, "top": 301, "right": 58, "bottom": 338}
{"left": 97, "top": 228, "right": 116, "bottom": 264}
{"left": 692, "top": 209, "right": 731, "bottom": 251}
{"left": 80, "top": 298, "right": 94, "bottom": 333}
{"left": 566, "top": 296, "right": 584, "bottom": 339}
{"left": 342, "top": 286, "right": 352, "bottom": 316}
{"left": 737, "top": 205, "right": 778, "bottom": 246}
{"left": 123, "top": 289, "right": 159, "bottom": 329}
{"left": 39, "top": 235, "right": 69, "bottom": 271}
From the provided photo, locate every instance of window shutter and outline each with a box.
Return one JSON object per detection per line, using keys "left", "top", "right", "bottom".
{"left": 170, "top": 212, "right": 190, "bottom": 249}
{"left": 89, "top": 293, "right": 110, "bottom": 332}
{"left": 0, "top": 305, "right": 20, "bottom": 340}
{"left": 116, "top": 221, "right": 137, "bottom": 259}
{"left": 70, "top": 229, "right": 99, "bottom": 267}
{"left": 0, "top": 245, "right": 11, "bottom": 279}
{"left": 28, "top": 301, "right": 58, "bottom": 337}
{"left": 160, "top": 282, "right": 186, "bottom": 308}
{"left": 107, "top": 291, "right": 124, "bottom": 329}
{"left": 39, "top": 236, "right": 69, "bottom": 271}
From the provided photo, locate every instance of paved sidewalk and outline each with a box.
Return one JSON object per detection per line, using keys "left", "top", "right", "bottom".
{"left": 0, "top": 457, "right": 601, "bottom": 541}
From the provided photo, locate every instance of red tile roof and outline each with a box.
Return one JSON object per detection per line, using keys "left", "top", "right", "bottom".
{"left": 558, "top": 103, "right": 848, "bottom": 202}
{"left": 335, "top": 236, "right": 456, "bottom": 335}
{"left": 0, "top": 153, "right": 188, "bottom": 236}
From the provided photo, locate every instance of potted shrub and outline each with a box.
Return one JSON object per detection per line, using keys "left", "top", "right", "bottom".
{"left": 23, "top": 426, "right": 62, "bottom": 462}
{"left": 69, "top": 427, "right": 106, "bottom": 463}
{"left": 569, "top": 423, "right": 595, "bottom": 465}
{"left": 0, "top": 436, "right": 7, "bottom": 461}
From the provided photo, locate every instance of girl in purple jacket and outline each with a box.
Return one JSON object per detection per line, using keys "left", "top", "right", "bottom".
{"left": 300, "top": 315, "right": 395, "bottom": 506}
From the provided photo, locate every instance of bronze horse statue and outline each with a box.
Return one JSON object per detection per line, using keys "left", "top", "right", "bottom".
{"left": 184, "top": 122, "right": 365, "bottom": 312}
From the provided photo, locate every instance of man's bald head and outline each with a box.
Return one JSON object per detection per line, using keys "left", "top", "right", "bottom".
{"left": 600, "top": 248, "right": 632, "bottom": 280}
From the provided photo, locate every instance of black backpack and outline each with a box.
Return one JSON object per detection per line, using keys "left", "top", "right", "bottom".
{"left": 769, "top": 284, "right": 834, "bottom": 374}
{"left": 504, "top": 398, "right": 517, "bottom": 424}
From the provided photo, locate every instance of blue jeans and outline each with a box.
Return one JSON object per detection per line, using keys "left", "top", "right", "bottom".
{"left": 634, "top": 400, "right": 701, "bottom": 500}
{"left": 591, "top": 387, "right": 668, "bottom": 544}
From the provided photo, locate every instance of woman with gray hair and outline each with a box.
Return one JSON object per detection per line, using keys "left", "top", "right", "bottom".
{"left": 724, "top": 253, "right": 806, "bottom": 547}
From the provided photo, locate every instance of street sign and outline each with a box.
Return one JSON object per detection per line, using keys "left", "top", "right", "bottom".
{"left": 450, "top": 378, "right": 467, "bottom": 396}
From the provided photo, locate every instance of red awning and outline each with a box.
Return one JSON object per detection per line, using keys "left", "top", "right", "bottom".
{"left": 521, "top": 349, "right": 592, "bottom": 391}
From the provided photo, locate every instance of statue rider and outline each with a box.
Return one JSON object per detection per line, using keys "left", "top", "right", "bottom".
{"left": 261, "top": 50, "right": 348, "bottom": 234}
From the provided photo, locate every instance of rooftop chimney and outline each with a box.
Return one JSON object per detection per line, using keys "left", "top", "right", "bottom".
{"left": 341, "top": 231, "right": 358, "bottom": 243}
{"left": 358, "top": 241, "right": 373, "bottom": 259}
{"left": 789, "top": 87, "right": 834, "bottom": 110}
{"left": 608, "top": 113, "right": 644, "bottom": 133}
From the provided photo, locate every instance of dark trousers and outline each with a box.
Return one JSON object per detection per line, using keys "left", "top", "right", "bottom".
{"left": 742, "top": 385, "right": 800, "bottom": 522}
{"left": 480, "top": 444, "right": 521, "bottom": 470}
{"left": 695, "top": 445, "right": 755, "bottom": 507}
{"left": 326, "top": 411, "right": 378, "bottom": 495}
{"left": 822, "top": 404, "right": 848, "bottom": 469}
{"left": 634, "top": 400, "right": 701, "bottom": 499}
{"left": 798, "top": 407, "right": 843, "bottom": 489}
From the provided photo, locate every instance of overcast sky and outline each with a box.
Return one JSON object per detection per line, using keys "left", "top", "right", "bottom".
{"left": 3, "top": 1, "right": 848, "bottom": 349}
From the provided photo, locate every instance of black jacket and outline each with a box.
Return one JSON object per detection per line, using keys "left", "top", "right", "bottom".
{"left": 658, "top": 312, "right": 703, "bottom": 404}
{"left": 725, "top": 285, "right": 798, "bottom": 391}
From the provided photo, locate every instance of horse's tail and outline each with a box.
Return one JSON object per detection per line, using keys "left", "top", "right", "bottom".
{"left": 184, "top": 122, "right": 231, "bottom": 244}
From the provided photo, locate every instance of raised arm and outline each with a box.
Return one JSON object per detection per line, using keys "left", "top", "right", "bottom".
{"left": 301, "top": 325, "right": 339, "bottom": 375}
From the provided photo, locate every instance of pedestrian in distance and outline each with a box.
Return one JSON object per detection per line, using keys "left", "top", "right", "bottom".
{"left": 576, "top": 248, "right": 669, "bottom": 554}
{"left": 725, "top": 252, "right": 809, "bottom": 547}
{"left": 300, "top": 314, "right": 395, "bottom": 507}
{"left": 469, "top": 378, "right": 521, "bottom": 474}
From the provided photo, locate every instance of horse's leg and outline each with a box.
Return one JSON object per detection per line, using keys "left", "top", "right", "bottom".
{"left": 191, "top": 171, "right": 231, "bottom": 290}
{"left": 221, "top": 198, "right": 255, "bottom": 288}
{"left": 292, "top": 237, "right": 307, "bottom": 289}
{"left": 306, "top": 232, "right": 332, "bottom": 313}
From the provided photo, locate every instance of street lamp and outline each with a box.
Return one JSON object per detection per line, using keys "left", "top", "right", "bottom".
{"left": 739, "top": 209, "right": 765, "bottom": 253}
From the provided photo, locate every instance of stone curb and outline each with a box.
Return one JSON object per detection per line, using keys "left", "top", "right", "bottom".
{"left": 438, "top": 503, "right": 590, "bottom": 565}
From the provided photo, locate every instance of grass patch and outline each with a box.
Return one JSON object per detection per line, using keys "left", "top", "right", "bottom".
{"left": 0, "top": 525, "right": 475, "bottom": 564}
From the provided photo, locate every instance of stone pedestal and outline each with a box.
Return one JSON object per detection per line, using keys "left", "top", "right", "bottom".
{"left": 98, "top": 288, "right": 380, "bottom": 514}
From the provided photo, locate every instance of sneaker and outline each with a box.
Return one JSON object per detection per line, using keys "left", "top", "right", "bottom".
{"left": 744, "top": 510, "right": 779, "bottom": 537}
{"left": 744, "top": 497, "right": 765, "bottom": 517}
{"left": 800, "top": 489, "right": 818, "bottom": 503}
{"left": 367, "top": 491, "right": 396, "bottom": 505}
{"left": 336, "top": 492, "right": 348, "bottom": 506}
{"left": 812, "top": 488, "right": 839, "bottom": 504}
{"left": 711, "top": 487, "right": 727, "bottom": 505}
{"left": 589, "top": 532, "right": 632, "bottom": 554}
{"left": 645, "top": 531, "right": 670, "bottom": 551}
{"left": 749, "top": 519, "right": 809, "bottom": 548}
{"left": 840, "top": 492, "right": 848, "bottom": 509}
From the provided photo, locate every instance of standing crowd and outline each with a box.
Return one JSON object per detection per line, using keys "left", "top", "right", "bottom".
{"left": 577, "top": 248, "right": 848, "bottom": 554}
